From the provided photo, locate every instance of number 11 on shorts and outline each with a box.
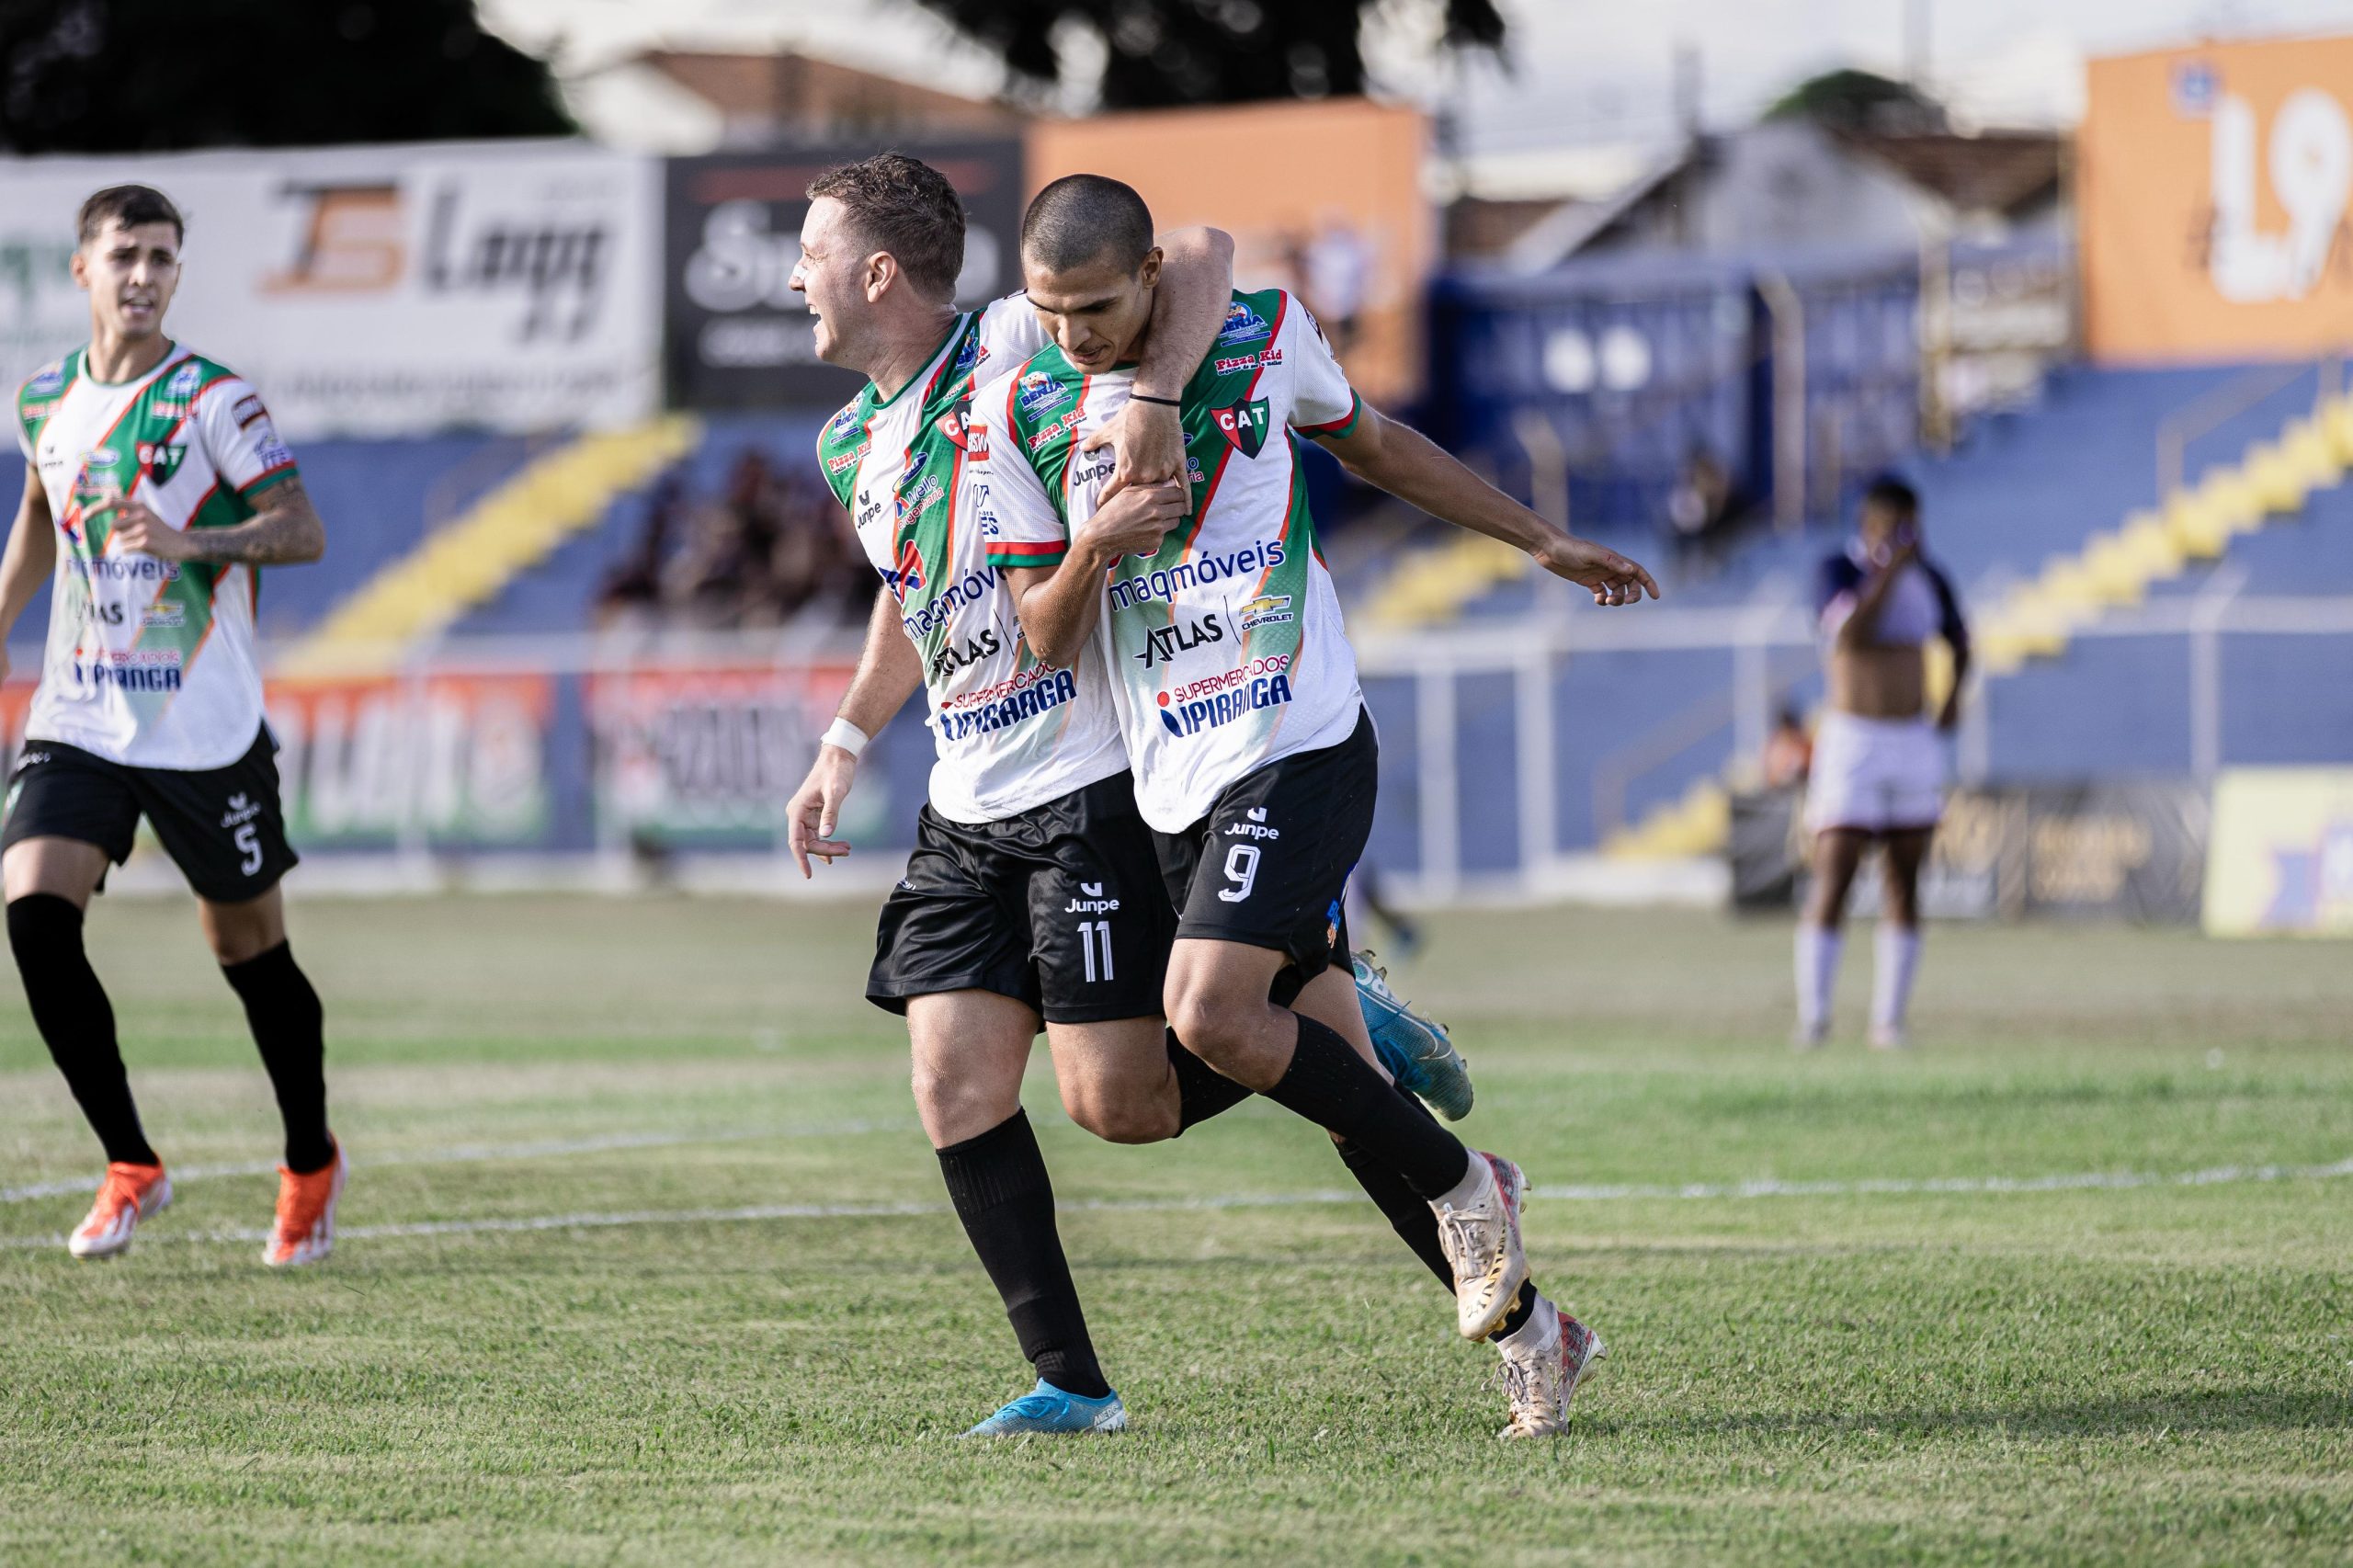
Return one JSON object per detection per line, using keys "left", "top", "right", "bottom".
{"left": 1076, "top": 919, "right": 1115, "bottom": 983}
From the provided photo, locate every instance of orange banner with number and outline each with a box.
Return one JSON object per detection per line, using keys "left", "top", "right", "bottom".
{"left": 2083, "top": 33, "right": 2353, "bottom": 361}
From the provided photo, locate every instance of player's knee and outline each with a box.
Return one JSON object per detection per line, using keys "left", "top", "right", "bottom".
{"left": 1062, "top": 1082, "right": 1176, "bottom": 1145}
{"left": 1163, "top": 984, "right": 1246, "bottom": 1066}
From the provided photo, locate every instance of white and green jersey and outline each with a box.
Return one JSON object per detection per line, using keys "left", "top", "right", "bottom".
{"left": 816, "top": 296, "right": 1127, "bottom": 824}
{"left": 14, "top": 343, "right": 297, "bottom": 769}
{"left": 974, "top": 288, "right": 1367, "bottom": 833}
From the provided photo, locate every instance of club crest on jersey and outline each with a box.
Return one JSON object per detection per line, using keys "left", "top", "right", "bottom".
{"left": 1213, "top": 399, "right": 1272, "bottom": 459}
{"left": 1215, "top": 301, "right": 1271, "bottom": 347}
{"left": 137, "top": 441, "right": 187, "bottom": 486}
{"left": 938, "top": 400, "right": 977, "bottom": 451}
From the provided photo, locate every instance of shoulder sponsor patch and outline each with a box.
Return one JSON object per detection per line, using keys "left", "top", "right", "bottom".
{"left": 1215, "top": 301, "right": 1271, "bottom": 347}
{"left": 827, "top": 403, "right": 865, "bottom": 442}
{"left": 25, "top": 365, "right": 64, "bottom": 398}
{"left": 164, "top": 362, "right": 203, "bottom": 397}
{"left": 1017, "top": 369, "right": 1073, "bottom": 419}
{"left": 232, "top": 393, "right": 267, "bottom": 426}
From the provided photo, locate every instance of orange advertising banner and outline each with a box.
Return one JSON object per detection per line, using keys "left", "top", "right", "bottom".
{"left": 2083, "top": 33, "right": 2353, "bottom": 361}
{"left": 1027, "top": 100, "right": 1430, "bottom": 403}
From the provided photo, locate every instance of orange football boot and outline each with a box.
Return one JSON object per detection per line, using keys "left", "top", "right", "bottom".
{"left": 264, "top": 1140, "right": 347, "bottom": 1267}
{"left": 68, "top": 1160, "right": 172, "bottom": 1259}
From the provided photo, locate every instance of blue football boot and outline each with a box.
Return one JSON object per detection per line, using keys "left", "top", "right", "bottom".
{"left": 961, "top": 1379, "right": 1128, "bottom": 1437}
{"left": 1355, "top": 952, "right": 1474, "bottom": 1120}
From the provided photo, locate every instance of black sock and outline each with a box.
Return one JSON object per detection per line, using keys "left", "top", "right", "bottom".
{"left": 7, "top": 895, "right": 156, "bottom": 1166}
{"left": 1166, "top": 1028, "right": 1254, "bottom": 1132}
{"left": 933, "top": 1109, "right": 1111, "bottom": 1401}
{"left": 221, "top": 941, "right": 333, "bottom": 1174}
{"left": 1336, "top": 1097, "right": 1547, "bottom": 1336}
{"left": 1261, "top": 1013, "right": 1472, "bottom": 1198}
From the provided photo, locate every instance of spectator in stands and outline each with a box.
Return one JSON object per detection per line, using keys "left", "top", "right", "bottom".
{"left": 1793, "top": 474, "right": 1969, "bottom": 1053}
{"left": 1665, "top": 443, "right": 1747, "bottom": 572}
{"left": 594, "top": 470, "right": 688, "bottom": 629}
{"left": 593, "top": 446, "right": 873, "bottom": 632}
{"left": 1760, "top": 705, "right": 1813, "bottom": 789}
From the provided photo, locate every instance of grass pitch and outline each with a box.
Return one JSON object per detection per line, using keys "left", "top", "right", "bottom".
{"left": 1, "top": 895, "right": 2348, "bottom": 1565}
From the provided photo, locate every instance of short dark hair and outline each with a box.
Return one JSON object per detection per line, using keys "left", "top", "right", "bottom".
{"left": 77, "top": 185, "right": 184, "bottom": 246}
{"left": 1863, "top": 473, "right": 1918, "bottom": 516}
{"left": 1021, "top": 174, "right": 1154, "bottom": 275}
{"left": 805, "top": 153, "right": 964, "bottom": 301}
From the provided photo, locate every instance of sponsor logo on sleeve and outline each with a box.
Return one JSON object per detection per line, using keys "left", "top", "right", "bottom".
{"left": 1017, "top": 369, "right": 1074, "bottom": 419}
{"left": 1215, "top": 301, "right": 1272, "bottom": 347}
{"left": 232, "top": 393, "right": 267, "bottom": 427}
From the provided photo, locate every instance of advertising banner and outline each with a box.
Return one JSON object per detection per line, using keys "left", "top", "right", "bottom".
{"left": 586, "top": 661, "right": 858, "bottom": 846}
{"left": 1027, "top": 100, "right": 1432, "bottom": 405}
{"left": 2082, "top": 33, "right": 2353, "bottom": 361}
{"left": 2204, "top": 767, "right": 2353, "bottom": 935}
{"left": 0, "top": 141, "right": 661, "bottom": 437}
{"left": 1734, "top": 781, "right": 2211, "bottom": 923}
{"left": 0, "top": 674, "right": 554, "bottom": 849}
{"left": 662, "top": 140, "right": 1026, "bottom": 411}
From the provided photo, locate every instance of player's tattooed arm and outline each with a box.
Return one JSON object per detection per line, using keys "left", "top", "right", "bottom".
{"left": 1085, "top": 225, "right": 1234, "bottom": 500}
{"left": 788, "top": 587, "right": 920, "bottom": 877}
{"left": 109, "top": 475, "right": 326, "bottom": 566}
{"left": 1005, "top": 481, "right": 1190, "bottom": 668}
{"left": 0, "top": 464, "right": 59, "bottom": 682}
{"left": 1320, "top": 406, "right": 1661, "bottom": 608}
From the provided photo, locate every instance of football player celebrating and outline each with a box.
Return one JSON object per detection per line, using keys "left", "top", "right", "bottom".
{"left": 978, "top": 176, "right": 1656, "bottom": 1437}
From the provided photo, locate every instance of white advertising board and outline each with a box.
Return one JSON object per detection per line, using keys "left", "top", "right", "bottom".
{"left": 0, "top": 140, "right": 660, "bottom": 438}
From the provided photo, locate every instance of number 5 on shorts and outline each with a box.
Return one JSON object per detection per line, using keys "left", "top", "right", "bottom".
{"left": 234, "top": 823, "right": 263, "bottom": 876}
{"left": 1217, "top": 843, "right": 1259, "bottom": 904}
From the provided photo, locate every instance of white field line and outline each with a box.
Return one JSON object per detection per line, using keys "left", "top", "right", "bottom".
{"left": 4, "top": 1153, "right": 2348, "bottom": 1253}
{"left": 0, "top": 1119, "right": 909, "bottom": 1205}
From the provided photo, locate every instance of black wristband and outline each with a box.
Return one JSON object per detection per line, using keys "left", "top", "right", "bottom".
{"left": 1130, "top": 392, "right": 1182, "bottom": 407}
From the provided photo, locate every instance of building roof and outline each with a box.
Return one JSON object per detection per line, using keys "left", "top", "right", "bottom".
{"left": 637, "top": 48, "right": 1022, "bottom": 140}
{"left": 1834, "top": 130, "right": 2063, "bottom": 218}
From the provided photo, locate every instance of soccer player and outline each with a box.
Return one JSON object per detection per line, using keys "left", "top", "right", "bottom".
{"left": 976, "top": 175, "right": 1658, "bottom": 1437}
{"left": 1794, "top": 475, "right": 1970, "bottom": 1050}
{"left": 1, "top": 186, "right": 343, "bottom": 1265}
{"left": 782, "top": 153, "right": 1253, "bottom": 1436}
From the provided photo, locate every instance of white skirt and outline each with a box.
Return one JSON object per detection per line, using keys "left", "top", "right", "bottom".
{"left": 1803, "top": 710, "right": 1946, "bottom": 835}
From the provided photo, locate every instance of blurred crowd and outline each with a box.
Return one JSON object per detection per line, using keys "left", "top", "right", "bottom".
{"left": 595, "top": 450, "right": 870, "bottom": 631}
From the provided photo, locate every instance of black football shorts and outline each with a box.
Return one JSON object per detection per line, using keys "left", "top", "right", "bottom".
{"left": 2, "top": 724, "right": 300, "bottom": 903}
{"left": 868, "top": 768, "right": 1175, "bottom": 1026}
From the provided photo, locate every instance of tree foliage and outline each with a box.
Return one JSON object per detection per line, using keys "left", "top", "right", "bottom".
{"left": 914, "top": 0, "right": 1506, "bottom": 109}
{"left": 0, "top": 0, "right": 574, "bottom": 153}
{"left": 1763, "top": 68, "right": 1949, "bottom": 135}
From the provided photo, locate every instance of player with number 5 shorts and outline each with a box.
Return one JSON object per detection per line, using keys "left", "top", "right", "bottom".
{"left": 2, "top": 185, "right": 345, "bottom": 1268}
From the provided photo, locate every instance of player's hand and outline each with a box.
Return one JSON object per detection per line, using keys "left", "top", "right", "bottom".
{"left": 787, "top": 745, "right": 858, "bottom": 878}
{"left": 1084, "top": 396, "right": 1186, "bottom": 504}
{"left": 1074, "top": 479, "right": 1188, "bottom": 566}
{"left": 1533, "top": 533, "right": 1661, "bottom": 607}
{"left": 107, "top": 502, "right": 198, "bottom": 562}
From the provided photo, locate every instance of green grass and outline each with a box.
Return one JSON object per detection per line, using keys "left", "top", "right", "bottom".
{"left": 1, "top": 896, "right": 2348, "bottom": 1565}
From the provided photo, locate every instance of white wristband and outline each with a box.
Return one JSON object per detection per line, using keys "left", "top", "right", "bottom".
{"left": 820, "top": 717, "right": 870, "bottom": 759}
